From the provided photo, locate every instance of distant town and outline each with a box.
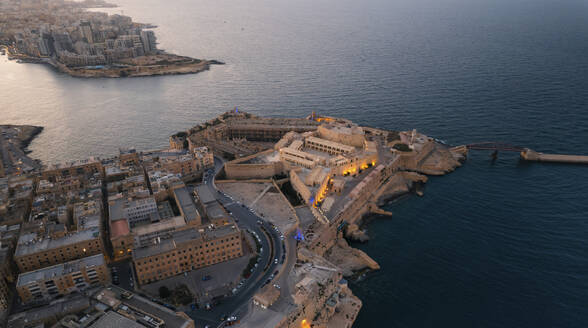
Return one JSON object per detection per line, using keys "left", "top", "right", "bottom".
{"left": 0, "top": 0, "right": 222, "bottom": 77}
{"left": 0, "top": 109, "right": 466, "bottom": 328}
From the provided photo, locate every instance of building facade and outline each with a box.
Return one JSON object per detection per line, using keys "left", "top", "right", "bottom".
{"left": 16, "top": 254, "right": 109, "bottom": 303}
{"left": 133, "top": 225, "right": 243, "bottom": 285}
{"left": 14, "top": 227, "right": 105, "bottom": 272}
{"left": 0, "top": 274, "right": 9, "bottom": 310}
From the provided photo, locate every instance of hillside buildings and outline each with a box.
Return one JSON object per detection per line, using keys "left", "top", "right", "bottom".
{"left": 0, "top": 0, "right": 162, "bottom": 67}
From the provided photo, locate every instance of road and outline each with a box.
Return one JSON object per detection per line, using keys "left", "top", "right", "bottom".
{"left": 186, "top": 157, "right": 289, "bottom": 328}
{"left": 107, "top": 156, "right": 294, "bottom": 328}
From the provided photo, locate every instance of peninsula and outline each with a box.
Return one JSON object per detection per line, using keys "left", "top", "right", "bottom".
{"left": 0, "top": 0, "right": 222, "bottom": 78}
{"left": 0, "top": 110, "right": 467, "bottom": 328}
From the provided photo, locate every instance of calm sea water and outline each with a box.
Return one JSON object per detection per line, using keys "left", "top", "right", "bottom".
{"left": 1, "top": 0, "right": 588, "bottom": 326}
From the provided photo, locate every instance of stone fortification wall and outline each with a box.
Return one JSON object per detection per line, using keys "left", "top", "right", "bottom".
{"left": 224, "top": 162, "right": 284, "bottom": 180}
{"left": 224, "top": 149, "right": 285, "bottom": 179}
{"left": 289, "top": 170, "right": 312, "bottom": 204}
{"left": 318, "top": 125, "right": 365, "bottom": 148}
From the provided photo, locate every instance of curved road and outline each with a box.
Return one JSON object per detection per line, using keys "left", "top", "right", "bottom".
{"left": 187, "top": 157, "right": 287, "bottom": 328}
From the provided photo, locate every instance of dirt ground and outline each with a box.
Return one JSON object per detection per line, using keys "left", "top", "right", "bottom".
{"left": 218, "top": 182, "right": 299, "bottom": 233}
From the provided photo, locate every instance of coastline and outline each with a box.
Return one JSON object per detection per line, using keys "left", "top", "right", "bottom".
{"left": 1, "top": 125, "right": 43, "bottom": 153}
{"left": 0, "top": 125, "right": 44, "bottom": 177}
{"left": 48, "top": 56, "right": 224, "bottom": 78}
{"left": 2, "top": 112, "right": 467, "bottom": 328}
{"left": 2, "top": 46, "right": 224, "bottom": 78}
{"left": 323, "top": 144, "right": 467, "bottom": 283}
{"left": 0, "top": 0, "right": 224, "bottom": 79}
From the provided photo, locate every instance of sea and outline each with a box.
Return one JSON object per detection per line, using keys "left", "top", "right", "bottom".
{"left": 1, "top": 0, "right": 588, "bottom": 326}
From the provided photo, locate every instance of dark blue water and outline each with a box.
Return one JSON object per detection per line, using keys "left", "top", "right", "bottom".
{"left": 1, "top": 0, "right": 588, "bottom": 326}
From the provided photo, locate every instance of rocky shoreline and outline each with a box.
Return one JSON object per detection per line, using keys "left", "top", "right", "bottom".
{"left": 2, "top": 47, "right": 224, "bottom": 78}
{"left": 328, "top": 143, "right": 468, "bottom": 283}
{"left": 2, "top": 125, "right": 44, "bottom": 152}
{"left": 19, "top": 126, "right": 43, "bottom": 154}
{"left": 48, "top": 56, "right": 224, "bottom": 78}
{"left": 0, "top": 125, "right": 44, "bottom": 176}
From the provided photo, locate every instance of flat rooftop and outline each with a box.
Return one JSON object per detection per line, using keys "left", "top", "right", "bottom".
{"left": 17, "top": 254, "right": 105, "bottom": 287}
{"left": 7, "top": 295, "right": 90, "bottom": 327}
{"left": 133, "top": 228, "right": 201, "bottom": 260}
{"left": 173, "top": 187, "right": 200, "bottom": 223}
{"left": 194, "top": 184, "right": 216, "bottom": 205}
{"left": 44, "top": 157, "right": 101, "bottom": 171}
{"left": 203, "top": 223, "right": 240, "bottom": 240}
{"left": 15, "top": 226, "right": 101, "bottom": 257}
{"left": 109, "top": 197, "right": 157, "bottom": 222}
{"left": 132, "top": 216, "right": 186, "bottom": 236}
{"left": 205, "top": 202, "right": 227, "bottom": 220}
{"left": 120, "top": 291, "right": 193, "bottom": 328}
{"left": 89, "top": 311, "right": 144, "bottom": 328}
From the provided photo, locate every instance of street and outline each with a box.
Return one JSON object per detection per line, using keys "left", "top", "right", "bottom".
{"left": 178, "top": 157, "right": 289, "bottom": 328}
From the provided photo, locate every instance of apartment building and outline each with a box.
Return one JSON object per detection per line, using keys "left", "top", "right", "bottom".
{"left": 133, "top": 224, "right": 242, "bottom": 285}
{"left": 16, "top": 254, "right": 109, "bottom": 303}
{"left": 14, "top": 225, "right": 105, "bottom": 272}
{"left": 109, "top": 197, "right": 159, "bottom": 228}
{"left": 41, "top": 158, "right": 103, "bottom": 182}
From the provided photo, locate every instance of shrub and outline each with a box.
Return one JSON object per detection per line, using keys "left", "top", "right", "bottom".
{"left": 393, "top": 143, "right": 412, "bottom": 152}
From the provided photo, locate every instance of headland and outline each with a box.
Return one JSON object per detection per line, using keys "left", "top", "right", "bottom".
{"left": 0, "top": 110, "right": 465, "bottom": 328}
{"left": 0, "top": 0, "right": 222, "bottom": 78}
{"left": 7, "top": 110, "right": 584, "bottom": 327}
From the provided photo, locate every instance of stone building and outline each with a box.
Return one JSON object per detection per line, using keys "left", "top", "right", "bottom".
{"left": 133, "top": 224, "right": 242, "bottom": 285}
{"left": 0, "top": 272, "right": 10, "bottom": 310}
{"left": 41, "top": 158, "right": 103, "bottom": 182}
{"left": 16, "top": 254, "right": 109, "bottom": 303}
{"left": 14, "top": 224, "right": 105, "bottom": 272}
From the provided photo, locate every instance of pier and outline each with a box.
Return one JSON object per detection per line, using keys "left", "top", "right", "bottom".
{"left": 520, "top": 149, "right": 588, "bottom": 164}
{"left": 463, "top": 143, "right": 588, "bottom": 165}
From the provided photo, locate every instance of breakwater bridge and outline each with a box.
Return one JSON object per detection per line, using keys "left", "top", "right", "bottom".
{"left": 451, "top": 142, "right": 588, "bottom": 164}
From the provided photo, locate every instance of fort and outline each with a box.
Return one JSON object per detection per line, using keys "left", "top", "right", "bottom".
{"left": 181, "top": 109, "right": 467, "bottom": 327}
{"left": 6, "top": 110, "right": 585, "bottom": 327}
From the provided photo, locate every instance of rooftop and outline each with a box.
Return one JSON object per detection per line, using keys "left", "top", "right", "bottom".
{"left": 133, "top": 228, "right": 201, "bottom": 260}
{"left": 173, "top": 187, "right": 200, "bottom": 223}
{"left": 17, "top": 254, "right": 105, "bottom": 287}
{"left": 110, "top": 219, "right": 130, "bottom": 238}
{"left": 205, "top": 202, "right": 227, "bottom": 221}
{"left": 194, "top": 184, "right": 216, "bottom": 205}
{"left": 132, "top": 216, "right": 186, "bottom": 237}
{"left": 15, "top": 226, "right": 101, "bottom": 257}
{"left": 89, "top": 311, "right": 144, "bottom": 328}
{"left": 44, "top": 157, "right": 101, "bottom": 171}
{"left": 203, "top": 223, "right": 240, "bottom": 241}
{"left": 109, "top": 197, "right": 157, "bottom": 221}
